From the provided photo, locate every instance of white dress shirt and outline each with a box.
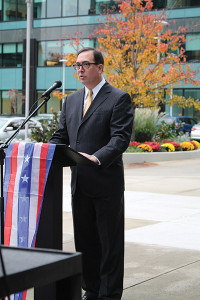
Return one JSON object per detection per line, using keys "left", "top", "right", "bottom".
{"left": 83, "top": 77, "right": 106, "bottom": 110}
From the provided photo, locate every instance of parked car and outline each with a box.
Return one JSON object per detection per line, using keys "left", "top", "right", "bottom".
{"left": 0, "top": 116, "right": 41, "bottom": 143}
{"left": 157, "top": 116, "right": 197, "bottom": 134}
{"left": 190, "top": 122, "right": 200, "bottom": 141}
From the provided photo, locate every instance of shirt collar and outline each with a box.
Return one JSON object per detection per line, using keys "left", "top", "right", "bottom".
{"left": 84, "top": 77, "right": 106, "bottom": 100}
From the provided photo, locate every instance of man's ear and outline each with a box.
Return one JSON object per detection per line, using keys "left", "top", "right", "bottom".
{"left": 99, "top": 64, "right": 104, "bottom": 73}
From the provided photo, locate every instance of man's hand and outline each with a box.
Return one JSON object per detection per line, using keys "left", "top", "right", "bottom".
{"left": 79, "top": 152, "right": 99, "bottom": 164}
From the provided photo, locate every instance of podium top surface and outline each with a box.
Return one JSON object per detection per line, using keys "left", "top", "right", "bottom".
{"left": 0, "top": 246, "right": 82, "bottom": 297}
{"left": 53, "top": 144, "right": 99, "bottom": 168}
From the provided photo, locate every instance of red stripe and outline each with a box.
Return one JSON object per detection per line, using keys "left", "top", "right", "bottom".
{"left": 22, "top": 290, "right": 27, "bottom": 300}
{"left": 36, "top": 144, "right": 49, "bottom": 230}
{"left": 4, "top": 143, "right": 19, "bottom": 246}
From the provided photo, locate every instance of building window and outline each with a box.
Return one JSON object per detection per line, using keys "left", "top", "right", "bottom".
{"left": 3, "top": 0, "right": 26, "bottom": 21}
{"left": 17, "top": 0, "right": 27, "bottom": 20}
{"left": 33, "top": 0, "right": 120, "bottom": 18}
{"left": 184, "top": 89, "right": 200, "bottom": 121}
{"left": 38, "top": 39, "right": 94, "bottom": 66}
{"left": 37, "top": 90, "right": 74, "bottom": 113}
{"left": 0, "top": 43, "right": 23, "bottom": 67}
{"left": 47, "top": 0, "right": 61, "bottom": 18}
{"left": 167, "top": 0, "right": 185, "bottom": 8}
{"left": 152, "top": 0, "right": 167, "bottom": 9}
{"left": 37, "top": 91, "right": 62, "bottom": 113}
{"left": 78, "top": 0, "right": 119, "bottom": 16}
{"left": 38, "top": 41, "right": 62, "bottom": 66}
{"left": 62, "top": 0, "right": 77, "bottom": 16}
{"left": 95, "top": 0, "right": 119, "bottom": 14}
{"left": 186, "top": 33, "right": 200, "bottom": 62}
{"left": 185, "top": 0, "right": 200, "bottom": 7}
{"left": 153, "top": 0, "right": 200, "bottom": 9}
{"left": 2, "top": 90, "right": 24, "bottom": 114}
{"left": 33, "top": 0, "right": 46, "bottom": 19}
{"left": 0, "top": 0, "right": 2, "bottom": 21}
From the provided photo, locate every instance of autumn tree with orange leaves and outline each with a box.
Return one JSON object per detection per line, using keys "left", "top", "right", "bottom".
{"left": 90, "top": 0, "right": 200, "bottom": 111}
{"left": 54, "top": 0, "right": 200, "bottom": 113}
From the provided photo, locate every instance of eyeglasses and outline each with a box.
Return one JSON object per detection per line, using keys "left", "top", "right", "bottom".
{"left": 73, "top": 62, "right": 98, "bottom": 70}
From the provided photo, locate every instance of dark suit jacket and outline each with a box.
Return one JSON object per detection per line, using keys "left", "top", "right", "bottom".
{"left": 50, "top": 82, "right": 133, "bottom": 197}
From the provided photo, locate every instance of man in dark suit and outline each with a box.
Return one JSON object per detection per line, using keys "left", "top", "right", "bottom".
{"left": 50, "top": 47, "right": 133, "bottom": 300}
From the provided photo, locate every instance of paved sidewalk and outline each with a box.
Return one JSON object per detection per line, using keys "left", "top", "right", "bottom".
{"left": 62, "top": 158, "right": 200, "bottom": 300}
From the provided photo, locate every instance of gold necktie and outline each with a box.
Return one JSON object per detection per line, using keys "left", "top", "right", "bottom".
{"left": 83, "top": 90, "right": 93, "bottom": 117}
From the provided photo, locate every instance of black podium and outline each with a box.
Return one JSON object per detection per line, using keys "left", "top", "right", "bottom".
{"left": 0, "top": 246, "right": 82, "bottom": 300}
{"left": 35, "top": 144, "right": 97, "bottom": 250}
{"left": 34, "top": 145, "right": 97, "bottom": 300}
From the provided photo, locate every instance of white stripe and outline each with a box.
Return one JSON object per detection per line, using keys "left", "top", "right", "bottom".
{"left": 10, "top": 143, "right": 25, "bottom": 246}
{"left": 28, "top": 143, "right": 42, "bottom": 247}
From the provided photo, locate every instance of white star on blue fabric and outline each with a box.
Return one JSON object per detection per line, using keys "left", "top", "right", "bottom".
{"left": 24, "top": 154, "right": 30, "bottom": 163}
{"left": 19, "top": 216, "right": 28, "bottom": 223}
{"left": 20, "top": 196, "right": 29, "bottom": 203}
{"left": 21, "top": 174, "right": 29, "bottom": 183}
{"left": 19, "top": 236, "right": 25, "bottom": 243}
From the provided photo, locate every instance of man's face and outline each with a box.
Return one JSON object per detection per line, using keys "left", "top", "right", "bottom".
{"left": 76, "top": 50, "right": 103, "bottom": 89}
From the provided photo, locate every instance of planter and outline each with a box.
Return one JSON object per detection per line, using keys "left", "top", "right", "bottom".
{"left": 123, "top": 149, "right": 200, "bottom": 164}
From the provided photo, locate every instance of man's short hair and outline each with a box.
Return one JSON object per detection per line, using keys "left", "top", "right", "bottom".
{"left": 77, "top": 47, "right": 104, "bottom": 65}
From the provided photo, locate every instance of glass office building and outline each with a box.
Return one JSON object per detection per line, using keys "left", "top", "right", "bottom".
{"left": 0, "top": 0, "right": 200, "bottom": 120}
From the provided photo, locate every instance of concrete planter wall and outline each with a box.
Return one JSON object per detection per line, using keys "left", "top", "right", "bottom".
{"left": 123, "top": 149, "right": 200, "bottom": 164}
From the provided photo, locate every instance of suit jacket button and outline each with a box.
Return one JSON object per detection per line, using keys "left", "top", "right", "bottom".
{"left": 76, "top": 140, "right": 80, "bottom": 144}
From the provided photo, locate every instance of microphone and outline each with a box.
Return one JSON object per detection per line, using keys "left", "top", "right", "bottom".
{"left": 41, "top": 80, "right": 62, "bottom": 98}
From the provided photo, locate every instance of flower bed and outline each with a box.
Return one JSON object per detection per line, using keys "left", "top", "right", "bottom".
{"left": 126, "top": 140, "right": 200, "bottom": 153}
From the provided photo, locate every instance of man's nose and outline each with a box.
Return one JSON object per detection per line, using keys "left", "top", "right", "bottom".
{"left": 79, "top": 66, "right": 85, "bottom": 72}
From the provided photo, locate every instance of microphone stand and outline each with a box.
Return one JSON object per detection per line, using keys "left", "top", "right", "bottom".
{"left": 0, "top": 94, "right": 50, "bottom": 246}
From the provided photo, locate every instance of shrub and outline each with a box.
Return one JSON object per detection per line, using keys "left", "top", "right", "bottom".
{"left": 155, "top": 121, "right": 181, "bottom": 141}
{"left": 31, "top": 111, "right": 59, "bottom": 143}
{"left": 134, "top": 108, "right": 165, "bottom": 142}
{"left": 135, "top": 128, "right": 153, "bottom": 143}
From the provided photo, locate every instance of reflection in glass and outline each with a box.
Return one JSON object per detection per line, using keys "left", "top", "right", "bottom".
{"left": 4, "top": 0, "right": 16, "bottom": 21}
{"left": 79, "top": 0, "right": 94, "bottom": 15}
{"left": 152, "top": 0, "right": 167, "bottom": 9}
{"left": 63, "top": 0, "right": 77, "bottom": 16}
{"left": 185, "top": 0, "right": 200, "bottom": 7}
{"left": 17, "top": 0, "right": 26, "bottom": 20}
{"left": 47, "top": 0, "right": 61, "bottom": 17}
{"left": 37, "top": 91, "right": 62, "bottom": 113}
{"left": 38, "top": 41, "right": 62, "bottom": 66}
{"left": 47, "top": 94, "right": 62, "bottom": 113}
{"left": 33, "top": 0, "right": 46, "bottom": 19}
{"left": 96, "top": 0, "right": 120, "bottom": 14}
{"left": 0, "top": 0, "right": 2, "bottom": 21}
{"left": 38, "top": 39, "right": 94, "bottom": 67}
{"left": 0, "top": 45, "right": 2, "bottom": 67}
{"left": 2, "top": 90, "right": 24, "bottom": 114}
{"left": 2, "top": 44, "right": 16, "bottom": 67}
{"left": 16, "top": 43, "right": 23, "bottom": 67}
{"left": 167, "top": 0, "right": 185, "bottom": 8}
{"left": 37, "top": 92, "right": 46, "bottom": 114}
{"left": 186, "top": 33, "right": 200, "bottom": 62}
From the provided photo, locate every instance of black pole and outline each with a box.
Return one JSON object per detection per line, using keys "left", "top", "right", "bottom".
{"left": 0, "top": 149, "right": 5, "bottom": 245}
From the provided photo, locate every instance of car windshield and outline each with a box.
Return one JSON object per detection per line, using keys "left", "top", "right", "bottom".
{"left": 161, "top": 117, "right": 175, "bottom": 124}
{"left": 0, "top": 119, "right": 9, "bottom": 128}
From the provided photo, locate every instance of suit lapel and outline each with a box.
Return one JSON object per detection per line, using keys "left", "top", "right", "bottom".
{"left": 77, "top": 88, "right": 85, "bottom": 125}
{"left": 81, "top": 82, "right": 111, "bottom": 123}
